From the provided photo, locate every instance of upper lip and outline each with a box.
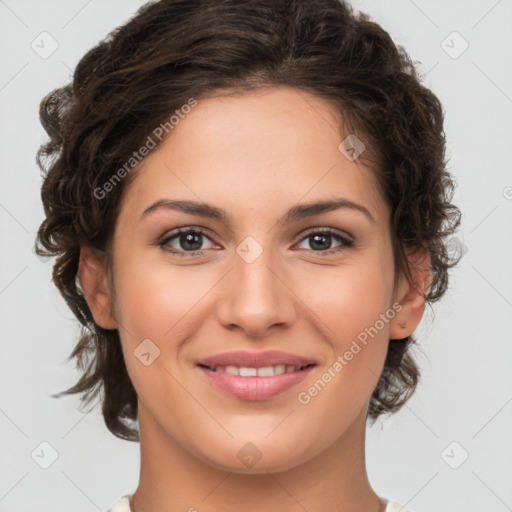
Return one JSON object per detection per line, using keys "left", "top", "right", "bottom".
{"left": 196, "top": 350, "right": 317, "bottom": 369}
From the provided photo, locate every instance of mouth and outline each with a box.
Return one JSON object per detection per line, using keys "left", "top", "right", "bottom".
{"left": 196, "top": 363, "right": 317, "bottom": 400}
{"left": 197, "top": 363, "right": 316, "bottom": 376}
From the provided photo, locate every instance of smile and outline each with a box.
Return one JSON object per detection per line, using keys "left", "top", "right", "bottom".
{"left": 199, "top": 363, "right": 314, "bottom": 376}
{"left": 197, "top": 363, "right": 316, "bottom": 400}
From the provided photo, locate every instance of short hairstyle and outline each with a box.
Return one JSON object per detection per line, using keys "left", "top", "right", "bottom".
{"left": 35, "top": 0, "right": 461, "bottom": 442}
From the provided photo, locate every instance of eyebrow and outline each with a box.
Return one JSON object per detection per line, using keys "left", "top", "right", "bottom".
{"left": 140, "top": 198, "right": 376, "bottom": 225}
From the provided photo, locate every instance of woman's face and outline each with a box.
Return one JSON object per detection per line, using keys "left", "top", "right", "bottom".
{"left": 105, "top": 86, "right": 407, "bottom": 473}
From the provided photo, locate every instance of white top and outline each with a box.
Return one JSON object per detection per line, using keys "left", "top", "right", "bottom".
{"left": 107, "top": 494, "right": 414, "bottom": 511}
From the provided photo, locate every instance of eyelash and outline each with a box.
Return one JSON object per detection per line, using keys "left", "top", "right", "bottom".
{"left": 157, "top": 227, "right": 354, "bottom": 257}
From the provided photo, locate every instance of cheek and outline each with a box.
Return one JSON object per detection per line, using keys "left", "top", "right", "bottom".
{"left": 110, "top": 251, "right": 197, "bottom": 404}
{"left": 292, "top": 245, "right": 394, "bottom": 397}
{"left": 303, "top": 253, "right": 394, "bottom": 342}
{"left": 294, "top": 268, "right": 392, "bottom": 419}
{"left": 112, "top": 249, "right": 208, "bottom": 340}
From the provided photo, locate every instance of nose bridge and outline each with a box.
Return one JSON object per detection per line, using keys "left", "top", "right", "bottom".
{"left": 215, "top": 234, "right": 295, "bottom": 336}
{"left": 234, "top": 234, "right": 283, "bottom": 307}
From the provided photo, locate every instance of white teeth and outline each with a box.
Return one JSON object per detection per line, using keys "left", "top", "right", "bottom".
{"left": 257, "top": 365, "right": 278, "bottom": 376}
{"left": 239, "top": 367, "right": 257, "bottom": 377}
{"left": 273, "top": 364, "right": 286, "bottom": 375}
{"left": 210, "top": 364, "right": 304, "bottom": 376}
{"left": 225, "top": 365, "right": 238, "bottom": 375}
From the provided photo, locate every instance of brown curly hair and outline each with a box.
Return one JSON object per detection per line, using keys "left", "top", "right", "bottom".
{"left": 35, "top": 0, "right": 461, "bottom": 442}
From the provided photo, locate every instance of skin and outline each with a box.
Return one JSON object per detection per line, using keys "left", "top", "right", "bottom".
{"left": 80, "top": 86, "right": 431, "bottom": 512}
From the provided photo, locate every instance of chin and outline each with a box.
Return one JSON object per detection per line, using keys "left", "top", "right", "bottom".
{"left": 195, "top": 438, "right": 313, "bottom": 475}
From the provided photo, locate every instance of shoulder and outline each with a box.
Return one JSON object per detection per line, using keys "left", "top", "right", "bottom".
{"left": 106, "top": 494, "right": 133, "bottom": 512}
{"left": 106, "top": 494, "right": 416, "bottom": 512}
{"left": 385, "top": 500, "right": 416, "bottom": 512}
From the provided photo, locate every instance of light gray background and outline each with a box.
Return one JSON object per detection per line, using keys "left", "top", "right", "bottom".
{"left": 1, "top": 1, "right": 511, "bottom": 511}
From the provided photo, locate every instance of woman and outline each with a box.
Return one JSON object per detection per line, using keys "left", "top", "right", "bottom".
{"left": 35, "top": 0, "right": 461, "bottom": 510}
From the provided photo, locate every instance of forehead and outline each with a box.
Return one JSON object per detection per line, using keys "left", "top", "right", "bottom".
{"left": 118, "top": 86, "right": 387, "bottom": 223}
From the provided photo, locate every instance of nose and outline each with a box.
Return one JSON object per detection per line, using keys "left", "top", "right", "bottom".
{"left": 214, "top": 246, "right": 297, "bottom": 339}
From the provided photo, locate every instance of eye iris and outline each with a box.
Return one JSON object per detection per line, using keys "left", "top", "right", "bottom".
{"left": 310, "top": 233, "right": 331, "bottom": 251}
{"left": 181, "top": 232, "right": 202, "bottom": 251}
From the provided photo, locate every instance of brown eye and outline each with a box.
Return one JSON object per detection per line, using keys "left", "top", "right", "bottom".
{"left": 296, "top": 228, "right": 354, "bottom": 255}
{"left": 158, "top": 228, "right": 216, "bottom": 256}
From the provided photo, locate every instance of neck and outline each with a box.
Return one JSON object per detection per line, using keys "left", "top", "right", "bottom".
{"left": 130, "top": 403, "right": 384, "bottom": 512}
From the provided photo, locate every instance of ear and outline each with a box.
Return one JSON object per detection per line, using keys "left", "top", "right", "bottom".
{"left": 78, "top": 246, "right": 118, "bottom": 330}
{"left": 389, "top": 246, "right": 432, "bottom": 340}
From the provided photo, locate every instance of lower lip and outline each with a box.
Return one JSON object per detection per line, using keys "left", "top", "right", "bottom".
{"left": 197, "top": 365, "right": 315, "bottom": 401}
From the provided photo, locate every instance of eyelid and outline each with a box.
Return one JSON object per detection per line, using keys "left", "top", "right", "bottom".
{"left": 294, "top": 227, "right": 355, "bottom": 255}
{"left": 157, "top": 226, "right": 219, "bottom": 247}
{"left": 298, "top": 226, "right": 353, "bottom": 242}
{"left": 157, "top": 225, "right": 352, "bottom": 244}
{"left": 157, "top": 225, "right": 355, "bottom": 256}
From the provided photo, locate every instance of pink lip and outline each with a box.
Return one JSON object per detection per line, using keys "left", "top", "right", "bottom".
{"left": 198, "top": 365, "right": 316, "bottom": 400}
{"left": 195, "top": 350, "right": 317, "bottom": 401}
{"left": 196, "top": 350, "right": 317, "bottom": 368}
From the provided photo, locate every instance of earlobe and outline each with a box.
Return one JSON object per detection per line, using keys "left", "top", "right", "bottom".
{"left": 389, "top": 247, "right": 432, "bottom": 340}
{"left": 78, "top": 246, "right": 118, "bottom": 330}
